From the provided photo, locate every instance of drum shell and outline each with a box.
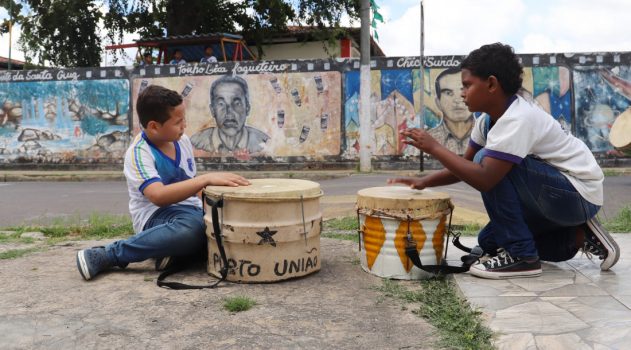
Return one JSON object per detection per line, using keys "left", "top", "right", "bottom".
{"left": 609, "top": 108, "right": 631, "bottom": 155}
{"left": 203, "top": 179, "right": 322, "bottom": 283}
{"left": 356, "top": 187, "right": 452, "bottom": 280}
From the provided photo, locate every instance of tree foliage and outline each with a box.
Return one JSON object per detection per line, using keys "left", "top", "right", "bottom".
{"left": 2, "top": 0, "right": 360, "bottom": 67}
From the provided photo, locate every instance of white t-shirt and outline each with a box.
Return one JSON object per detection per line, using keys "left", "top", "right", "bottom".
{"left": 200, "top": 56, "right": 218, "bottom": 63}
{"left": 123, "top": 133, "right": 202, "bottom": 233}
{"left": 470, "top": 95, "right": 604, "bottom": 205}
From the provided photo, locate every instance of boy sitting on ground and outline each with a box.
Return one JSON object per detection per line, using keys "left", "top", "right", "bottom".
{"left": 390, "top": 43, "right": 619, "bottom": 279}
{"left": 77, "top": 85, "right": 249, "bottom": 280}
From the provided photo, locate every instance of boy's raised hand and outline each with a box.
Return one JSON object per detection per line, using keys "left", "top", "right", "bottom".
{"left": 400, "top": 128, "right": 439, "bottom": 154}
{"left": 201, "top": 172, "right": 251, "bottom": 187}
{"left": 387, "top": 177, "right": 427, "bottom": 190}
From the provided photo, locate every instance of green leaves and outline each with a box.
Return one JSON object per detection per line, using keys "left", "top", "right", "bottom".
{"left": 15, "top": 0, "right": 362, "bottom": 67}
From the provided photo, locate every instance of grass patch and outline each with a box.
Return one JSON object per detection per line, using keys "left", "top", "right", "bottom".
{"left": 452, "top": 223, "right": 484, "bottom": 237}
{"left": 603, "top": 169, "right": 620, "bottom": 177}
{"left": 377, "top": 278, "right": 495, "bottom": 350}
{"left": 223, "top": 296, "right": 256, "bottom": 313}
{"left": 323, "top": 216, "right": 358, "bottom": 231}
{"left": 0, "top": 213, "right": 133, "bottom": 241}
{"left": 602, "top": 206, "right": 631, "bottom": 233}
{"left": 321, "top": 231, "right": 359, "bottom": 243}
{"left": 0, "top": 248, "right": 41, "bottom": 260}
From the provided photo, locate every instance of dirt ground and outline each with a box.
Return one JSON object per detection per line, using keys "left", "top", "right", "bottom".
{"left": 0, "top": 237, "right": 438, "bottom": 349}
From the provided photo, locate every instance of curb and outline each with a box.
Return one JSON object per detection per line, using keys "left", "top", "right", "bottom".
{"left": 0, "top": 170, "right": 429, "bottom": 182}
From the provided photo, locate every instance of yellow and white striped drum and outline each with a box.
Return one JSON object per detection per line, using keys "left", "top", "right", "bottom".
{"left": 203, "top": 179, "right": 322, "bottom": 283}
{"left": 356, "top": 186, "right": 452, "bottom": 279}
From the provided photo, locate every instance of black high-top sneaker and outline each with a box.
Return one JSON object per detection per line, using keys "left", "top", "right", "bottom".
{"left": 469, "top": 248, "right": 542, "bottom": 279}
{"left": 582, "top": 217, "right": 620, "bottom": 271}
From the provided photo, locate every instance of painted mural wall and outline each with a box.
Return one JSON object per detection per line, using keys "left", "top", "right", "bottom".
{"left": 0, "top": 68, "right": 130, "bottom": 164}
{"left": 342, "top": 56, "right": 590, "bottom": 157}
{"left": 0, "top": 52, "right": 629, "bottom": 167}
{"left": 130, "top": 62, "right": 342, "bottom": 161}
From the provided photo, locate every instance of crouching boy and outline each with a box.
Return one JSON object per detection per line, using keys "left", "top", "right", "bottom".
{"left": 390, "top": 43, "right": 619, "bottom": 279}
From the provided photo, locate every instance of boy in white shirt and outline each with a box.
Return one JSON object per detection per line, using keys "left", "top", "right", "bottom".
{"left": 77, "top": 85, "right": 249, "bottom": 281}
{"left": 390, "top": 43, "right": 619, "bottom": 279}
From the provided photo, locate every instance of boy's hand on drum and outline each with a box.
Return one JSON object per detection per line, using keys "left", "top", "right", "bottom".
{"left": 202, "top": 172, "right": 251, "bottom": 187}
{"left": 387, "top": 177, "right": 426, "bottom": 190}
{"left": 400, "top": 128, "right": 439, "bottom": 154}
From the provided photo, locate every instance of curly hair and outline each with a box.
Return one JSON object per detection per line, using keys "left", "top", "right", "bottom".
{"left": 460, "top": 43, "right": 523, "bottom": 95}
{"left": 136, "top": 85, "right": 183, "bottom": 128}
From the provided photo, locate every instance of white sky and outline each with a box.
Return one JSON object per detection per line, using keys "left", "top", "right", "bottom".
{"left": 2, "top": 0, "right": 631, "bottom": 65}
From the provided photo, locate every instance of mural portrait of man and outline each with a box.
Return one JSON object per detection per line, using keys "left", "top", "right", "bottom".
{"left": 428, "top": 67, "right": 474, "bottom": 155}
{"left": 191, "top": 75, "right": 270, "bottom": 154}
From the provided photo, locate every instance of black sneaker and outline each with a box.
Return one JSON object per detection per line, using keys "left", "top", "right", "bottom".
{"left": 582, "top": 217, "right": 620, "bottom": 271}
{"left": 76, "top": 247, "right": 114, "bottom": 281}
{"left": 469, "top": 248, "right": 542, "bottom": 279}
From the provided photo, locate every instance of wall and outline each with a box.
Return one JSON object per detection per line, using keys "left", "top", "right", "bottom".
{"left": 0, "top": 52, "right": 630, "bottom": 169}
{"left": 260, "top": 41, "right": 340, "bottom": 60}
{"left": 0, "top": 68, "right": 130, "bottom": 166}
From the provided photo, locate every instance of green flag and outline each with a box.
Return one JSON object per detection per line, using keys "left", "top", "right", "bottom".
{"left": 374, "top": 30, "right": 379, "bottom": 41}
{"left": 373, "top": 10, "right": 384, "bottom": 23}
{"left": 370, "top": 0, "right": 380, "bottom": 10}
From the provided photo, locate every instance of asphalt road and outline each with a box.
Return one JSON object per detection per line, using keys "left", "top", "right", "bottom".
{"left": 0, "top": 175, "right": 629, "bottom": 227}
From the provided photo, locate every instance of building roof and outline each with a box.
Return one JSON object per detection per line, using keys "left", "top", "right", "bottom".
{"left": 258, "top": 26, "right": 386, "bottom": 57}
{"left": 0, "top": 56, "right": 26, "bottom": 70}
{"left": 134, "top": 32, "right": 244, "bottom": 46}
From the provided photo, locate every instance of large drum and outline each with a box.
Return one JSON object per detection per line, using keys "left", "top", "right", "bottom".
{"left": 610, "top": 108, "right": 631, "bottom": 156}
{"left": 356, "top": 186, "right": 452, "bottom": 280}
{"left": 203, "top": 178, "right": 322, "bottom": 283}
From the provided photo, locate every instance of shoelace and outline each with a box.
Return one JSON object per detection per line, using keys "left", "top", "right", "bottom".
{"left": 485, "top": 249, "right": 514, "bottom": 268}
{"left": 582, "top": 240, "right": 605, "bottom": 260}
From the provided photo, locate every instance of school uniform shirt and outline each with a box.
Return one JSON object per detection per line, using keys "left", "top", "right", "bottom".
{"left": 469, "top": 95, "right": 604, "bottom": 205}
{"left": 200, "top": 56, "right": 218, "bottom": 63}
{"left": 124, "top": 133, "right": 202, "bottom": 233}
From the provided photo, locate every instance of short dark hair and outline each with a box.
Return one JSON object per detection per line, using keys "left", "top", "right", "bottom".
{"left": 209, "top": 75, "right": 250, "bottom": 114}
{"left": 136, "top": 85, "right": 183, "bottom": 128}
{"left": 460, "top": 43, "right": 523, "bottom": 95}
{"left": 434, "top": 67, "right": 461, "bottom": 99}
{"left": 143, "top": 52, "right": 151, "bottom": 58}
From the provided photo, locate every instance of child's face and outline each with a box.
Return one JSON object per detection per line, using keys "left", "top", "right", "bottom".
{"left": 156, "top": 103, "right": 187, "bottom": 142}
{"left": 460, "top": 69, "right": 489, "bottom": 113}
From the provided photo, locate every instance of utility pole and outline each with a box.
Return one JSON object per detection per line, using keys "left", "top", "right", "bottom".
{"left": 418, "top": 0, "right": 425, "bottom": 172}
{"left": 8, "top": 0, "right": 13, "bottom": 70}
{"left": 359, "top": 0, "right": 372, "bottom": 172}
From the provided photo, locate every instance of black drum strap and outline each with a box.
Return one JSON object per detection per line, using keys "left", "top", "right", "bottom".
{"left": 157, "top": 195, "right": 229, "bottom": 290}
{"left": 403, "top": 210, "right": 483, "bottom": 275}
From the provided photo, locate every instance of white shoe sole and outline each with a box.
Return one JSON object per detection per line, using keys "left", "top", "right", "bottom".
{"left": 469, "top": 266, "right": 542, "bottom": 279}
{"left": 77, "top": 250, "right": 92, "bottom": 280}
{"left": 587, "top": 219, "right": 620, "bottom": 271}
{"left": 156, "top": 257, "right": 172, "bottom": 271}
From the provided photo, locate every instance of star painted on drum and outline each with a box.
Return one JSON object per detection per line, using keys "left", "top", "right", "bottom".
{"left": 257, "top": 227, "right": 277, "bottom": 247}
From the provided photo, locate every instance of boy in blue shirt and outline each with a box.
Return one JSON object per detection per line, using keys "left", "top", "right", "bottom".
{"left": 390, "top": 43, "right": 619, "bottom": 279}
{"left": 77, "top": 85, "right": 249, "bottom": 280}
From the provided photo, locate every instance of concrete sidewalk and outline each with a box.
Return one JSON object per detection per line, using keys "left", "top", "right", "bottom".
{"left": 2, "top": 169, "right": 629, "bottom": 349}
{"left": 450, "top": 235, "right": 631, "bottom": 350}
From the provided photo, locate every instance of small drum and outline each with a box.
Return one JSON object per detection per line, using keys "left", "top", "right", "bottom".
{"left": 203, "top": 178, "right": 322, "bottom": 283}
{"left": 610, "top": 108, "right": 631, "bottom": 156}
{"left": 356, "top": 186, "right": 452, "bottom": 279}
